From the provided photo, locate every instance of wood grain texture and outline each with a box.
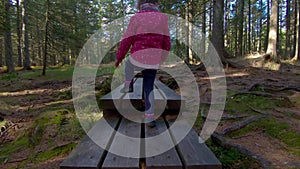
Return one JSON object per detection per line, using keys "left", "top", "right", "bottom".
{"left": 102, "top": 118, "right": 141, "bottom": 169}
{"left": 165, "top": 120, "right": 222, "bottom": 169}
{"left": 60, "top": 118, "right": 120, "bottom": 169}
{"left": 145, "top": 120, "right": 183, "bottom": 169}
{"left": 154, "top": 81, "right": 182, "bottom": 111}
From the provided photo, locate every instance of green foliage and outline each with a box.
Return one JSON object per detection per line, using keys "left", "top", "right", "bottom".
{"left": 56, "top": 90, "right": 72, "bottom": 100}
{"left": 1, "top": 73, "right": 18, "bottom": 80}
{"left": 0, "top": 137, "right": 30, "bottom": 163}
{"left": 53, "top": 110, "right": 69, "bottom": 126}
{"left": 0, "top": 120, "right": 6, "bottom": 127}
{"left": 206, "top": 140, "right": 260, "bottom": 169}
{"left": 36, "top": 143, "right": 76, "bottom": 162}
{"left": 226, "top": 92, "right": 290, "bottom": 114}
{"left": 97, "top": 64, "right": 115, "bottom": 76}
{"left": 229, "top": 117, "right": 300, "bottom": 157}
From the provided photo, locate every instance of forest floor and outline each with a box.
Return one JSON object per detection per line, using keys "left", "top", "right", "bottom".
{"left": 0, "top": 58, "right": 299, "bottom": 169}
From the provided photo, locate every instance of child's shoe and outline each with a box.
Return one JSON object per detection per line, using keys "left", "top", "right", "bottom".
{"left": 147, "top": 120, "right": 156, "bottom": 128}
{"left": 120, "top": 83, "right": 133, "bottom": 93}
{"left": 145, "top": 113, "right": 156, "bottom": 128}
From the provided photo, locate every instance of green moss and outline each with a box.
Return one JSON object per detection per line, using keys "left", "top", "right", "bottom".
{"left": 53, "top": 110, "right": 69, "bottom": 126}
{"left": 229, "top": 117, "right": 300, "bottom": 157}
{"left": 0, "top": 137, "right": 30, "bottom": 163}
{"left": 56, "top": 90, "right": 72, "bottom": 100}
{"left": 96, "top": 65, "right": 115, "bottom": 76}
{"left": 28, "top": 116, "right": 50, "bottom": 145}
{"left": 24, "top": 94, "right": 39, "bottom": 100}
{"left": 1, "top": 73, "right": 18, "bottom": 80}
{"left": 0, "top": 100, "right": 14, "bottom": 112}
{"left": 226, "top": 93, "right": 288, "bottom": 115}
{"left": 36, "top": 143, "right": 76, "bottom": 162}
{"left": 0, "top": 120, "right": 7, "bottom": 127}
{"left": 206, "top": 139, "right": 261, "bottom": 169}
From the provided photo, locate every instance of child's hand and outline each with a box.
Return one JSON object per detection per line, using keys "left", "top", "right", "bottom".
{"left": 115, "top": 60, "right": 121, "bottom": 68}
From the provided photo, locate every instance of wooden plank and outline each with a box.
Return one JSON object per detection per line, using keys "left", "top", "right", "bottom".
{"left": 60, "top": 118, "right": 120, "bottom": 169}
{"left": 100, "top": 78, "right": 144, "bottom": 111}
{"left": 123, "top": 78, "right": 143, "bottom": 100}
{"left": 121, "top": 78, "right": 144, "bottom": 110}
{"left": 145, "top": 120, "right": 183, "bottom": 169}
{"left": 153, "top": 89, "right": 167, "bottom": 114}
{"left": 154, "top": 81, "right": 183, "bottom": 111}
{"left": 102, "top": 118, "right": 141, "bottom": 169}
{"left": 99, "top": 84, "right": 126, "bottom": 110}
{"left": 165, "top": 120, "right": 222, "bottom": 169}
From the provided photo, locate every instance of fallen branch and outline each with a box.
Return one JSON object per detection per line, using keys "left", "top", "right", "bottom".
{"left": 221, "top": 115, "right": 249, "bottom": 120}
{"left": 220, "top": 115, "right": 267, "bottom": 136}
{"left": 7, "top": 157, "right": 28, "bottom": 163}
{"left": 231, "top": 130, "right": 264, "bottom": 140}
{"left": 247, "top": 105, "right": 270, "bottom": 115}
{"left": 248, "top": 83, "right": 300, "bottom": 92}
{"left": 211, "top": 132, "right": 271, "bottom": 168}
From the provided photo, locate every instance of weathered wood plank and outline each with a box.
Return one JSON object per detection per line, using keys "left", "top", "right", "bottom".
{"left": 154, "top": 81, "right": 182, "bottom": 111}
{"left": 153, "top": 89, "right": 167, "bottom": 114}
{"left": 102, "top": 118, "right": 141, "bottom": 169}
{"left": 60, "top": 118, "right": 120, "bottom": 169}
{"left": 99, "top": 83, "right": 126, "bottom": 110}
{"left": 145, "top": 120, "right": 183, "bottom": 169}
{"left": 121, "top": 78, "right": 144, "bottom": 110}
{"left": 165, "top": 120, "right": 222, "bottom": 169}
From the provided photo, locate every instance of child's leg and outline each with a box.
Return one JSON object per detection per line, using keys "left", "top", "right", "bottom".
{"left": 142, "top": 69, "right": 157, "bottom": 125}
{"left": 121, "top": 59, "right": 135, "bottom": 93}
{"left": 124, "top": 59, "right": 135, "bottom": 85}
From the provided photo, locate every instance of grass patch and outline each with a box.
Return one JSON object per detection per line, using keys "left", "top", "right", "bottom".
{"left": 0, "top": 137, "right": 30, "bottom": 163}
{"left": 0, "top": 120, "right": 7, "bottom": 127}
{"left": 226, "top": 92, "right": 289, "bottom": 114}
{"left": 20, "top": 66, "right": 75, "bottom": 81}
{"left": 55, "top": 90, "right": 72, "bottom": 100}
{"left": 0, "top": 100, "right": 15, "bottom": 113}
{"left": 53, "top": 110, "right": 69, "bottom": 126}
{"left": 229, "top": 117, "right": 300, "bottom": 156}
{"left": 36, "top": 143, "right": 76, "bottom": 162}
{"left": 1, "top": 73, "right": 18, "bottom": 80}
{"left": 206, "top": 139, "right": 260, "bottom": 169}
{"left": 97, "top": 64, "right": 115, "bottom": 76}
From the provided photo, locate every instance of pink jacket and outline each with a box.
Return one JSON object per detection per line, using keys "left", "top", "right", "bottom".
{"left": 116, "top": 10, "right": 171, "bottom": 68}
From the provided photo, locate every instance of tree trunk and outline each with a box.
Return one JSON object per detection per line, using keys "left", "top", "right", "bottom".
{"left": 291, "top": 0, "right": 297, "bottom": 58}
{"left": 266, "top": 0, "right": 279, "bottom": 62}
{"left": 259, "top": 0, "right": 263, "bottom": 52}
{"left": 248, "top": 0, "right": 251, "bottom": 53}
{"left": 211, "top": 0, "right": 226, "bottom": 63}
{"left": 16, "top": 0, "right": 22, "bottom": 67}
{"left": 293, "top": 0, "right": 300, "bottom": 61}
{"left": 185, "top": 0, "right": 193, "bottom": 64}
{"left": 208, "top": 0, "right": 213, "bottom": 40}
{"left": 264, "top": 0, "right": 270, "bottom": 52}
{"left": 225, "top": 0, "right": 231, "bottom": 51}
{"left": 23, "top": 0, "right": 31, "bottom": 70}
{"left": 200, "top": 0, "right": 206, "bottom": 59}
{"left": 37, "top": 22, "right": 42, "bottom": 66}
{"left": 42, "top": 0, "right": 50, "bottom": 76}
{"left": 285, "top": 0, "right": 291, "bottom": 58}
{"left": 234, "top": 4, "right": 238, "bottom": 56}
{"left": 0, "top": 38, "right": 3, "bottom": 67}
{"left": 4, "top": 0, "right": 15, "bottom": 73}
{"left": 238, "top": 0, "right": 245, "bottom": 57}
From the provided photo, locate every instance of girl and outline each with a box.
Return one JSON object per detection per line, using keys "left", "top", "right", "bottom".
{"left": 115, "top": 0, "right": 171, "bottom": 127}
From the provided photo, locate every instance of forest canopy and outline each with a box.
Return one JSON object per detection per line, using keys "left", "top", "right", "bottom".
{"left": 0, "top": 0, "right": 299, "bottom": 73}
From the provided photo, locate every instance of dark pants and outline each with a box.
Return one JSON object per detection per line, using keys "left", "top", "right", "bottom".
{"left": 125, "top": 60, "right": 157, "bottom": 114}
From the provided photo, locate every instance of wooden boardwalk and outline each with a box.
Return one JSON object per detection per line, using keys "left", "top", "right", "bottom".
{"left": 60, "top": 77, "right": 221, "bottom": 169}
